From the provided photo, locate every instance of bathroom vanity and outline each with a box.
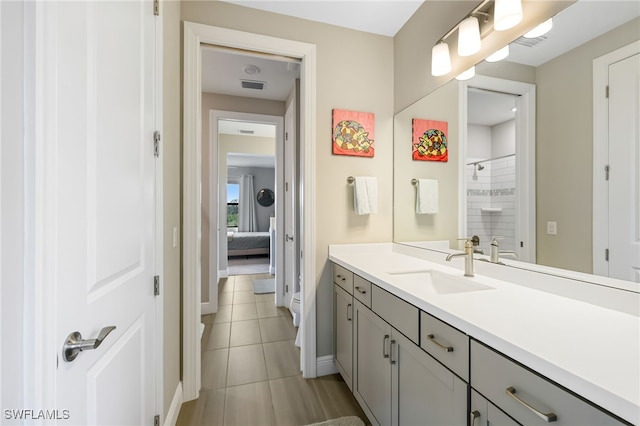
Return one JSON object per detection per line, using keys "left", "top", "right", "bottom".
{"left": 330, "top": 243, "right": 639, "bottom": 426}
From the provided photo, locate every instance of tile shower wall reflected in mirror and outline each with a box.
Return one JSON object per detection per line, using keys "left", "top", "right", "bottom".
{"left": 466, "top": 88, "right": 517, "bottom": 254}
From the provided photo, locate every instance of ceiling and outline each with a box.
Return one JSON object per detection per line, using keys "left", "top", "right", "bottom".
{"left": 208, "top": 0, "right": 639, "bottom": 158}
{"left": 219, "top": 0, "right": 425, "bottom": 37}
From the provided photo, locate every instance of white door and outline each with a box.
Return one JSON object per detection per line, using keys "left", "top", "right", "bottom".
{"left": 284, "top": 99, "right": 297, "bottom": 307}
{"left": 608, "top": 53, "right": 640, "bottom": 282}
{"left": 43, "top": 1, "right": 158, "bottom": 424}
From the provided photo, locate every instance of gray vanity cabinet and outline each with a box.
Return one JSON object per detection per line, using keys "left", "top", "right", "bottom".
{"left": 334, "top": 284, "right": 354, "bottom": 390}
{"left": 353, "top": 299, "right": 392, "bottom": 426}
{"left": 392, "top": 330, "right": 467, "bottom": 426}
{"left": 470, "top": 340, "right": 627, "bottom": 426}
{"left": 353, "top": 298, "right": 467, "bottom": 426}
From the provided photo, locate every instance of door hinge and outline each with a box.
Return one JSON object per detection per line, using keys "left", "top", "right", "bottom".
{"left": 154, "top": 131, "right": 161, "bottom": 157}
{"left": 605, "top": 164, "right": 610, "bottom": 180}
{"left": 285, "top": 132, "right": 289, "bottom": 141}
{"left": 286, "top": 285, "right": 289, "bottom": 292}
{"left": 300, "top": 250, "right": 303, "bottom": 259}
{"left": 285, "top": 182, "right": 289, "bottom": 191}
{"left": 520, "top": 241, "right": 524, "bottom": 248}
{"left": 153, "top": 0, "right": 160, "bottom": 16}
{"left": 154, "top": 275, "right": 160, "bottom": 296}
{"left": 605, "top": 248, "right": 609, "bottom": 261}
{"left": 605, "top": 85, "right": 609, "bottom": 98}
{"left": 154, "top": 414, "right": 160, "bottom": 426}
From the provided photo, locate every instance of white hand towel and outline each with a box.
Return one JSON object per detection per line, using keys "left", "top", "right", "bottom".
{"left": 353, "top": 177, "right": 378, "bottom": 215}
{"left": 416, "top": 179, "right": 439, "bottom": 214}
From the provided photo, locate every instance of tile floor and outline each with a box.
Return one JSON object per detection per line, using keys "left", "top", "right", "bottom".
{"left": 177, "top": 273, "right": 368, "bottom": 426}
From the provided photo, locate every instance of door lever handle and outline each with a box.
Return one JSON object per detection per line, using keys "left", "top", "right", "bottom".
{"left": 63, "top": 326, "right": 116, "bottom": 362}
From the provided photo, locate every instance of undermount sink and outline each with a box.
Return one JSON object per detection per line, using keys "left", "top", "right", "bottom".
{"left": 387, "top": 269, "right": 494, "bottom": 295}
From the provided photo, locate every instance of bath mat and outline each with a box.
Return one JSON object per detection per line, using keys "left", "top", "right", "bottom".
{"left": 305, "top": 416, "right": 366, "bottom": 426}
{"left": 252, "top": 278, "right": 275, "bottom": 294}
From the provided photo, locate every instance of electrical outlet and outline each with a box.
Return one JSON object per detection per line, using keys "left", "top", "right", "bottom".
{"left": 547, "top": 221, "right": 557, "bottom": 235}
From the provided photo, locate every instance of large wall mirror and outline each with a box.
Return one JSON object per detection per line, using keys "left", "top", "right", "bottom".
{"left": 393, "top": 0, "right": 640, "bottom": 284}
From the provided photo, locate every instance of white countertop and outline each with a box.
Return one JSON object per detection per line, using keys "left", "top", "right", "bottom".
{"left": 329, "top": 243, "right": 640, "bottom": 425}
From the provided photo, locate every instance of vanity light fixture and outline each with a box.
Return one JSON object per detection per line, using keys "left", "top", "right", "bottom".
{"left": 458, "top": 17, "right": 482, "bottom": 57}
{"left": 523, "top": 18, "right": 553, "bottom": 38}
{"left": 431, "top": 0, "right": 525, "bottom": 77}
{"left": 485, "top": 45, "right": 510, "bottom": 62}
{"left": 494, "top": 0, "right": 523, "bottom": 31}
{"left": 431, "top": 42, "right": 452, "bottom": 77}
{"left": 455, "top": 66, "right": 476, "bottom": 81}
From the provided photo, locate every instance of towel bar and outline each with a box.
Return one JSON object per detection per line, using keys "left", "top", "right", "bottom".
{"left": 411, "top": 179, "right": 418, "bottom": 185}
{"left": 347, "top": 176, "right": 355, "bottom": 184}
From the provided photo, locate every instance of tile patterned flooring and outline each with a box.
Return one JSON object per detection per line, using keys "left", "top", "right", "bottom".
{"left": 177, "top": 273, "right": 368, "bottom": 426}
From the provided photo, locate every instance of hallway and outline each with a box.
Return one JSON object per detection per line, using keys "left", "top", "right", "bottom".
{"left": 177, "top": 273, "right": 367, "bottom": 426}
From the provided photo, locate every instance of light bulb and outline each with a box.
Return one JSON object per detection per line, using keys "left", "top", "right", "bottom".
{"left": 431, "top": 43, "right": 452, "bottom": 77}
{"left": 494, "top": 0, "right": 523, "bottom": 31}
{"left": 455, "top": 66, "right": 476, "bottom": 81}
{"left": 458, "top": 17, "right": 481, "bottom": 57}
{"left": 486, "top": 45, "right": 510, "bottom": 62}
{"left": 524, "top": 18, "right": 553, "bottom": 38}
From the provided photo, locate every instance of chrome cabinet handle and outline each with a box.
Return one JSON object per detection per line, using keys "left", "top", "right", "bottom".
{"left": 355, "top": 286, "right": 367, "bottom": 294}
{"left": 346, "top": 303, "right": 352, "bottom": 321}
{"left": 382, "top": 334, "right": 390, "bottom": 358}
{"left": 63, "top": 326, "right": 116, "bottom": 362}
{"left": 427, "top": 334, "right": 454, "bottom": 352}
{"left": 389, "top": 340, "right": 397, "bottom": 365}
{"left": 506, "top": 387, "right": 557, "bottom": 422}
{"left": 470, "top": 410, "right": 480, "bottom": 426}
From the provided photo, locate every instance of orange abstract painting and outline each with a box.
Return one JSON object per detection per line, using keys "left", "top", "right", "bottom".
{"left": 412, "top": 119, "right": 448, "bottom": 162}
{"left": 332, "top": 109, "right": 375, "bottom": 157}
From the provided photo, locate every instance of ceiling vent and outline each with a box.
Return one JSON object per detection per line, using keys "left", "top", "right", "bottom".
{"left": 512, "top": 35, "right": 548, "bottom": 48}
{"left": 241, "top": 80, "right": 266, "bottom": 90}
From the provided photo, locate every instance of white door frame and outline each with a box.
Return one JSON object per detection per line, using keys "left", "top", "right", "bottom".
{"left": 183, "top": 22, "right": 317, "bottom": 402}
{"left": 206, "top": 109, "right": 285, "bottom": 315}
{"left": 16, "top": 1, "right": 164, "bottom": 419}
{"left": 458, "top": 76, "right": 536, "bottom": 262}
{"left": 593, "top": 40, "right": 640, "bottom": 277}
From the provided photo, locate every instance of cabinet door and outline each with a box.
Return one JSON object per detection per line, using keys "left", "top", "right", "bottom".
{"left": 334, "top": 284, "right": 353, "bottom": 390}
{"left": 392, "top": 331, "right": 467, "bottom": 426}
{"left": 471, "top": 389, "right": 521, "bottom": 426}
{"left": 354, "top": 300, "right": 392, "bottom": 426}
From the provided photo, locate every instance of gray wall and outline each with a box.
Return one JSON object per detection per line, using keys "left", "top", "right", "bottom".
{"left": 228, "top": 166, "right": 275, "bottom": 233}
{"left": 535, "top": 17, "right": 640, "bottom": 273}
{"left": 162, "top": 0, "right": 181, "bottom": 418}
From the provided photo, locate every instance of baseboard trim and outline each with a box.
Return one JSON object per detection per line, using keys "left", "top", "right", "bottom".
{"left": 164, "top": 381, "right": 183, "bottom": 426}
{"left": 316, "top": 355, "right": 338, "bottom": 376}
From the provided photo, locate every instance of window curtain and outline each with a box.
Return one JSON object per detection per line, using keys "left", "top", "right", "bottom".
{"left": 239, "top": 174, "right": 258, "bottom": 232}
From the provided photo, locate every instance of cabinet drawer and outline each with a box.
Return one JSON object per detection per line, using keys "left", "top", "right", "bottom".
{"left": 420, "top": 311, "right": 469, "bottom": 381}
{"left": 333, "top": 263, "right": 353, "bottom": 294}
{"left": 471, "top": 340, "right": 626, "bottom": 425}
{"left": 353, "top": 275, "right": 372, "bottom": 308}
{"left": 371, "top": 285, "right": 419, "bottom": 344}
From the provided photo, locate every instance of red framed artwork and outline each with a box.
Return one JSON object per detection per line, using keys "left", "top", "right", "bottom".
{"left": 412, "top": 119, "right": 448, "bottom": 162}
{"left": 332, "top": 109, "right": 375, "bottom": 157}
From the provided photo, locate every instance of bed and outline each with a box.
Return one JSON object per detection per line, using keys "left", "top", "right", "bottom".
{"left": 227, "top": 230, "right": 271, "bottom": 257}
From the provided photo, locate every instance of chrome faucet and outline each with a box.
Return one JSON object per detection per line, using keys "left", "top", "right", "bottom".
{"left": 446, "top": 239, "right": 475, "bottom": 277}
{"left": 489, "top": 236, "right": 518, "bottom": 264}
